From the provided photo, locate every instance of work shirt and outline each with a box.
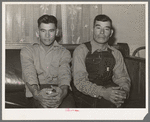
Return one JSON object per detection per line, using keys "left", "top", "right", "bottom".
{"left": 72, "top": 40, "right": 131, "bottom": 98}
{"left": 20, "top": 40, "right": 71, "bottom": 97}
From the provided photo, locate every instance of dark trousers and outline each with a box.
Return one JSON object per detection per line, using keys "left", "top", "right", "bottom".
{"left": 73, "top": 94, "right": 116, "bottom": 108}
{"left": 71, "top": 82, "right": 117, "bottom": 108}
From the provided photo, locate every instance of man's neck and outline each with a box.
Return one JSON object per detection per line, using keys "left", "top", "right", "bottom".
{"left": 91, "top": 40, "right": 108, "bottom": 51}
{"left": 40, "top": 41, "right": 54, "bottom": 52}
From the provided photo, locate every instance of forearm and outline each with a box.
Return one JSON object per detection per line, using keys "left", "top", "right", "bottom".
{"left": 60, "top": 85, "right": 69, "bottom": 98}
{"left": 74, "top": 72, "right": 103, "bottom": 98}
{"left": 26, "top": 82, "right": 40, "bottom": 99}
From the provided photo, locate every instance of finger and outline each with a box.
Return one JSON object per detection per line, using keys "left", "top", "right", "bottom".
{"left": 42, "top": 100, "right": 58, "bottom": 107}
{"left": 40, "top": 102, "right": 51, "bottom": 108}
{"left": 46, "top": 96, "right": 57, "bottom": 100}
{"left": 116, "top": 100, "right": 124, "bottom": 104}
{"left": 110, "top": 94, "right": 124, "bottom": 101}
{"left": 109, "top": 98, "right": 118, "bottom": 104}
{"left": 42, "top": 95, "right": 57, "bottom": 100}
{"left": 49, "top": 104, "right": 60, "bottom": 108}
{"left": 46, "top": 102, "right": 60, "bottom": 108}
{"left": 43, "top": 99, "right": 58, "bottom": 104}
{"left": 112, "top": 87, "right": 121, "bottom": 90}
{"left": 115, "top": 90, "right": 126, "bottom": 94}
{"left": 109, "top": 98, "right": 123, "bottom": 108}
{"left": 113, "top": 90, "right": 127, "bottom": 98}
{"left": 116, "top": 104, "right": 122, "bottom": 108}
{"left": 115, "top": 94, "right": 126, "bottom": 99}
{"left": 47, "top": 92, "right": 59, "bottom": 97}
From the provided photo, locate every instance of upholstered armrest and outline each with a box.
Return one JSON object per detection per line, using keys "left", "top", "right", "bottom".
{"left": 5, "top": 64, "right": 25, "bottom": 93}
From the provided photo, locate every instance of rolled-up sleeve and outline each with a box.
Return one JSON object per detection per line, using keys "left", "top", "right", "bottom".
{"left": 20, "top": 46, "right": 38, "bottom": 85}
{"left": 58, "top": 49, "right": 71, "bottom": 87}
{"left": 72, "top": 45, "right": 103, "bottom": 97}
{"left": 112, "top": 50, "right": 131, "bottom": 92}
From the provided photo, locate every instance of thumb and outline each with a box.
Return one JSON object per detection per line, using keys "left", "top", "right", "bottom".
{"left": 112, "top": 86, "right": 121, "bottom": 90}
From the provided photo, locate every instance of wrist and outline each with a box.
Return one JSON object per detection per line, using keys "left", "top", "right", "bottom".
{"left": 120, "top": 87, "right": 130, "bottom": 99}
{"left": 60, "top": 85, "right": 68, "bottom": 98}
{"left": 33, "top": 89, "right": 40, "bottom": 100}
{"left": 97, "top": 86, "right": 106, "bottom": 98}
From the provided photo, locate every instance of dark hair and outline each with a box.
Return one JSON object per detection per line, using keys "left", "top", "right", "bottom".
{"left": 37, "top": 14, "right": 57, "bottom": 28}
{"left": 94, "top": 14, "right": 112, "bottom": 28}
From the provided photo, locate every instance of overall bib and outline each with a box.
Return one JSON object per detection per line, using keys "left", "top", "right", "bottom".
{"left": 72, "top": 42, "right": 118, "bottom": 108}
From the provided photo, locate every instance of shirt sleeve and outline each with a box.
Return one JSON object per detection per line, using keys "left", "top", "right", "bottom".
{"left": 20, "top": 46, "right": 39, "bottom": 86}
{"left": 72, "top": 45, "right": 103, "bottom": 98}
{"left": 112, "top": 49, "right": 131, "bottom": 93}
{"left": 58, "top": 49, "right": 72, "bottom": 87}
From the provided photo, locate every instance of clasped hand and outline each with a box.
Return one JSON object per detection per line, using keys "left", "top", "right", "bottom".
{"left": 35, "top": 87, "right": 63, "bottom": 108}
{"left": 102, "top": 86, "right": 127, "bottom": 107}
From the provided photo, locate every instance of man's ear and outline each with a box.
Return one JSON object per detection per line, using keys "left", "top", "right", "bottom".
{"left": 110, "top": 29, "right": 114, "bottom": 37}
{"left": 36, "top": 30, "right": 40, "bottom": 38}
{"left": 55, "top": 28, "right": 59, "bottom": 37}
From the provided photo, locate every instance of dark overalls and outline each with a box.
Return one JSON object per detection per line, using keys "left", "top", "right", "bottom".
{"left": 72, "top": 42, "right": 118, "bottom": 108}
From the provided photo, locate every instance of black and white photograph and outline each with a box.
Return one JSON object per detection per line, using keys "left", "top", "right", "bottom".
{"left": 2, "top": 1, "right": 148, "bottom": 120}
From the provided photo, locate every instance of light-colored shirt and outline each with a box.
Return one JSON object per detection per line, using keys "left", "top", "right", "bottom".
{"left": 72, "top": 40, "right": 131, "bottom": 98}
{"left": 20, "top": 40, "right": 71, "bottom": 97}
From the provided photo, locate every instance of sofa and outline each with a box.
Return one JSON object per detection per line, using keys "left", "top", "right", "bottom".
{"left": 5, "top": 43, "right": 145, "bottom": 108}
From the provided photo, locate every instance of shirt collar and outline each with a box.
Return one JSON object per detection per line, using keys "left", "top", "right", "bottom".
{"left": 32, "top": 39, "right": 60, "bottom": 47}
{"left": 32, "top": 39, "right": 61, "bottom": 51}
{"left": 91, "top": 40, "right": 109, "bottom": 53}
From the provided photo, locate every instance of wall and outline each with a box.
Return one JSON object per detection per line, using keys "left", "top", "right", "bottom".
{"left": 5, "top": 4, "right": 102, "bottom": 48}
{"left": 102, "top": 4, "right": 146, "bottom": 57}
{"left": 5, "top": 4, "right": 146, "bottom": 57}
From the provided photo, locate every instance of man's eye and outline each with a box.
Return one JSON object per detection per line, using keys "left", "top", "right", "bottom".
{"left": 96, "top": 27, "right": 101, "bottom": 29}
{"left": 105, "top": 28, "right": 110, "bottom": 31}
{"left": 41, "top": 30, "right": 45, "bottom": 32}
{"left": 49, "top": 30, "right": 54, "bottom": 32}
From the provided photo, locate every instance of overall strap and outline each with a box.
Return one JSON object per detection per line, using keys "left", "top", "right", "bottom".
{"left": 84, "top": 41, "right": 92, "bottom": 53}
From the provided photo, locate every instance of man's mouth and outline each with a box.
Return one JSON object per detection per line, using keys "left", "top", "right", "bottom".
{"left": 45, "top": 39, "right": 50, "bottom": 41}
{"left": 98, "top": 36, "right": 105, "bottom": 38}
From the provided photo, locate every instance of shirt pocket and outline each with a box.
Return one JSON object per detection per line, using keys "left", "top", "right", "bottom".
{"left": 49, "top": 61, "right": 59, "bottom": 78}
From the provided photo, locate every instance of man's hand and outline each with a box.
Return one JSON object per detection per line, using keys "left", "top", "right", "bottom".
{"left": 33, "top": 88, "right": 58, "bottom": 108}
{"left": 33, "top": 85, "right": 68, "bottom": 108}
{"left": 49, "top": 85, "right": 68, "bottom": 107}
{"left": 101, "top": 86, "right": 127, "bottom": 107}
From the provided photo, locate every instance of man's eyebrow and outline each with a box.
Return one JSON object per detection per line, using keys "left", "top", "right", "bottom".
{"left": 40, "top": 28, "right": 55, "bottom": 31}
{"left": 95, "top": 24, "right": 101, "bottom": 26}
{"left": 105, "top": 26, "right": 111, "bottom": 28}
{"left": 40, "top": 28, "right": 45, "bottom": 30}
{"left": 95, "top": 24, "right": 111, "bottom": 28}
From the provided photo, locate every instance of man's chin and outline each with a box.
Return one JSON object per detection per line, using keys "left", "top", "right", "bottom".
{"left": 42, "top": 40, "right": 55, "bottom": 46}
{"left": 94, "top": 39, "right": 108, "bottom": 44}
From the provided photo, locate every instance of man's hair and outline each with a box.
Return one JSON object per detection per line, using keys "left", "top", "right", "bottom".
{"left": 37, "top": 14, "right": 57, "bottom": 28}
{"left": 94, "top": 14, "right": 112, "bottom": 28}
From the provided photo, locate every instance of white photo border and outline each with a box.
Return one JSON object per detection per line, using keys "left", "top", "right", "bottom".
{"left": 2, "top": 1, "right": 149, "bottom": 120}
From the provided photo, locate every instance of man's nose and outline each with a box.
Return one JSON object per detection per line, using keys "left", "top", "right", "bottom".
{"left": 100, "top": 28, "right": 104, "bottom": 34}
{"left": 45, "top": 31, "right": 50, "bottom": 38}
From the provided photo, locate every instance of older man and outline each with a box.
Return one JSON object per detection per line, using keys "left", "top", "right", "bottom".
{"left": 72, "top": 14, "right": 131, "bottom": 108}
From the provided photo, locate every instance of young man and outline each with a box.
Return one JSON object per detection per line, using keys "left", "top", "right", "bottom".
{"left": 20, "top": 15, "right": 74, "bottom": 108}
{"left": 72, "top": 14, "right": 131, "bottom": 108}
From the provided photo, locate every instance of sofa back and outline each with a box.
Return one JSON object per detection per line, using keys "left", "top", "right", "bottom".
{"left": 5, "top": 43, "right": 130, "bottom": 78}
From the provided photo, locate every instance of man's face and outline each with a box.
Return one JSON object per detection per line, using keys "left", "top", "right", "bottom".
{"left": 93, "top": 20, "right": 113, "bottom": 44}
{"left": 39, "top": 23, "right": 56, "bottom": 46}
